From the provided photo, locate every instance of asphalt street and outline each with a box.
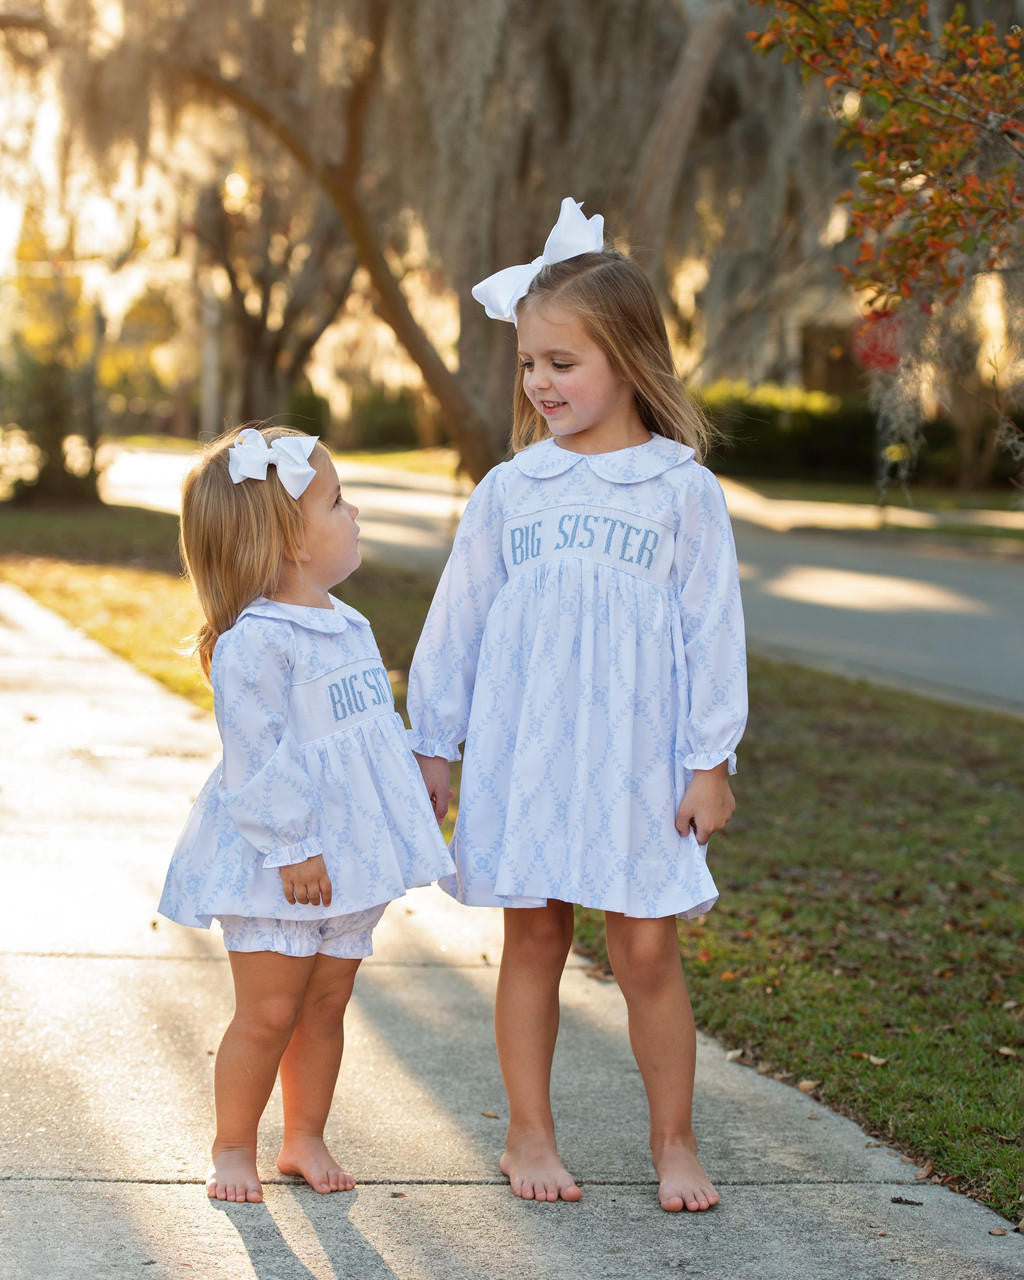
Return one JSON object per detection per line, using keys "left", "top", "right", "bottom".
{"left": 100, "top": 446, "right": 1024, "bottom": 716}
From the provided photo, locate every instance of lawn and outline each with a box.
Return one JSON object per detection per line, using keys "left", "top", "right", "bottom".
{"left": 1, "top": 500, "right": 1021, "bottom": 1222}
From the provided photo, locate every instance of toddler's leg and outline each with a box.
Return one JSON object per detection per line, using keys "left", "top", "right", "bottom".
{"left": 604, "top": 912, "right": 718, "bottom": 1213}
{"left": 277, "top": 954, "right": 362, "bottom": 1193}
{"left": 495, "top": 900, "right": 581, "bottom": 1203}
{"left": 209, "top": 950, "right": 316, "bottom": 1202}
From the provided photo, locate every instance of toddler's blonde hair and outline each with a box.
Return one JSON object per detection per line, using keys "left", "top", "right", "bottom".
{"left": 511, "top": 251, "right": 711, "bottom": 459}
{"left": 180, "top": 424, "right": 320, "bottom": 678}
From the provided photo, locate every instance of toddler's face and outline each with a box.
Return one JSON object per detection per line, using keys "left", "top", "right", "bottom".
{"left": 298, "top": 448, "right": 361, "bottom": 589}
{"left": 517, "top": 303, "right": 640, "bottom": 452}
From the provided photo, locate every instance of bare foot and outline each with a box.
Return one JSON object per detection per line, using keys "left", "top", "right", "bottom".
{"left": 652, "top": 1137, "right": 719, "bottom": 1213}
{"left": 207, "top": 1146, "right": 263, "bottom": 1203}
{"left": 277, "top": 1135, "right": 356, "bottom": 1194}
{"left": 500, "top": 1135, "right": 581, "bottom": 1203}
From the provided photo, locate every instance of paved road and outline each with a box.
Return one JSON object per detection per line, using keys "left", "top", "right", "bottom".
{"left": 99, "top": 447, "right": 1024, "bottom": 717}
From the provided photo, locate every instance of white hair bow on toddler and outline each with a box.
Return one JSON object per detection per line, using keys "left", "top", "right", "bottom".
{"left": 227, "top": 429, "right": 319, "bottom": 499}
{"left": 471, "top": 197, "right": 605, "bottom": 325}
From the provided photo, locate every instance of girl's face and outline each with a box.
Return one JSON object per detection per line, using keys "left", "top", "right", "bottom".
{"left": 516, "top": 303, "right": 648, "bottom": 453}
{"left": 295, "top": 448, "right": 361, "bottom": 597}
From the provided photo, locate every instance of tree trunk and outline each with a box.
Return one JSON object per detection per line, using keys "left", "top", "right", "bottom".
{"left": 628, "top": 1, "right": 734, "bottom": 271}
{"left": 179, "top": 60, "right": 500, "bottom": 482}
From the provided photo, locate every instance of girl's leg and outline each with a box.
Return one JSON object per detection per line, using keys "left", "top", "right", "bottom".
{"left": 277, "top": 954, "right": 362, "bottom": 1193}
{"left": 494, "top": 900, "right": 581, "bottom": 1202}
{"left": 603, "top": 912, "right": 718, "bottom": 1213}
{"left": 209, "top": 950, "right": 316, "bottom": 1202}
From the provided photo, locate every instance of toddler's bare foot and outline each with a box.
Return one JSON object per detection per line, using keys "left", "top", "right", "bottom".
{"left": 277, "top": 1135, "right": 356, "bottom": 1194}
{"left": 207, "top": 1146, "right": 262, "bottom": 1203}
{"left": 500, "top": 1135, "right": 581, "bottom": 1203}
{"left": 652, "top": 1137, "right": 719, "bottom": 1212}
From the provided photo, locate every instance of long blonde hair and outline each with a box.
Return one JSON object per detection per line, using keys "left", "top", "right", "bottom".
{"left": 180, "top": 425, "right": 317, "bottom": 678}
{"left": 511, "top": 251, "right": 712, "bottom": 459}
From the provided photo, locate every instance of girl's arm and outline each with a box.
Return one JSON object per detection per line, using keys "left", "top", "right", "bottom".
{"left": 407, "top": 468, "right": 509, "bottom": 762}
{"left": 214, "top": 619, "right": 331, "bottom": 903}
{"left": 674, "top": 467, "right": 748, "bottom": 824}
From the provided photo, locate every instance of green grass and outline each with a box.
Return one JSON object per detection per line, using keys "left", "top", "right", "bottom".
{"left": 576, "top": 661, "right": 1023, "bottom": 1220}
{"left": 725, "top": 474, "right": 1022, "bottom": 513}
{"left": 2, "top": 500, "right": 1021, "bottom": 1221}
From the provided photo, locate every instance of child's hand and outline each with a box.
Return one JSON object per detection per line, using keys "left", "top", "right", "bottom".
{"left": 279, "top": 855, "right": 332, "bottom": 907}
{"left": 675, "top": 762, "right": 735, "bottom": 846}
{"left": 415, "top": 753, "right": 452, "bottom": 824}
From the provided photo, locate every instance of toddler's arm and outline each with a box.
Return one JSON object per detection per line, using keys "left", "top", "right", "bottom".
{"left": 279, "top": 854, "right": 333, "bottom": 907}
{"left": 214, "top": 619, "right": 324, "bottom": 872}
{"left": 675, "top": 761, "right": 735, "bottom": 846}
{"left": 415, "top": 754, "right": 451, "bottom": 824}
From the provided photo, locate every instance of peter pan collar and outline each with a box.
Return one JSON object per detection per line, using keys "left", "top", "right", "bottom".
{"left": 239, "top": 595, "right": 368, "bottom": 635}
{"left": 512, "top": 434, "right": 695, "bottom": 483}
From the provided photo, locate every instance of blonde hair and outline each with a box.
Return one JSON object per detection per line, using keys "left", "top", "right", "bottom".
{"left": 511, "top": 251, "right": 712, "bottom": 459}
{"left": 180, "top": 425, "right": 320, "bottom": 678}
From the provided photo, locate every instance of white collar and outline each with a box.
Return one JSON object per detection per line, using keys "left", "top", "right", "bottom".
{"left": 512, "top": 434, "right": 695, "bottom": 484}
{"left": 238, "top": 595, "right": 367, "bottom": 635}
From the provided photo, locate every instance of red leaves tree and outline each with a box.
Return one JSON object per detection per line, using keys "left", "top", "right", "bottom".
{"left": 748, "top": 1, "right": 1023, "bottom": 493}
{"left": 748, "top": 0, "right": 1022, "bottom": 305}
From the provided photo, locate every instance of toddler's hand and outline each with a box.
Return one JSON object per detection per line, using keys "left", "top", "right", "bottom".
{"left": 279, "top": 854, "right": 332, "bottom": 907}
{"left": 415, "top": 753, "right": 452, "bottom": 824}
{"left": 675, "top": 762, "right": 735, "bottom": 846}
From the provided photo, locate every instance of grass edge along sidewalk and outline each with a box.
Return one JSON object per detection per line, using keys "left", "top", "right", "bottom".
{"left": 1, "top": 503, "right": 1021, "bottom": 1226}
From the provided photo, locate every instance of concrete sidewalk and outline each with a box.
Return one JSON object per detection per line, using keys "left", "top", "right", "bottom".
{"left": 0, "top": 582, "right": 1020, "bottom": 1280}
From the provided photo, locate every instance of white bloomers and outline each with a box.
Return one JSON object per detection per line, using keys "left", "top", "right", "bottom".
{"left": 217, "top": 904, "right": 388, "bottom": 959}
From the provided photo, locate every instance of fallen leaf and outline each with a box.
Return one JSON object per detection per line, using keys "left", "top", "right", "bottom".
{"left": 868, "top": 1055, "right": 888, "bottom": 1066}
{"left": 725, "top": 1048, "right": 745, "bottom": 1062}
{"left": 481, "top": 1111, "right": 499, "bottom": 1119}
{"left": 391, "top": 1192, "right": 406, "bottom": 1199}
{"left": 719, "top": 970, "right": 739, "bottom": 981}
{"left": 989, "top": 1228, "right": 1007, "bottom": 1236}
{"left": 914, "top": 1159, "right": 935, "bottom": 1181}
{"left": 996, "top": 1046, "right": 1019, "bottom": 1058}
{"left": 797, "top": 1079, "right": 820, "bottom": 1093}
{"left": 891, "top": 1196, "right": 922, "bottom": 1206}
{"left": 865, "top": 1141, "right": 883, "bottom": 1148}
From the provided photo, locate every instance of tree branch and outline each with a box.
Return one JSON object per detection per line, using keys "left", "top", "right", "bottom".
{"left": 628, "top": 1, "right": 733, "bottom": 265}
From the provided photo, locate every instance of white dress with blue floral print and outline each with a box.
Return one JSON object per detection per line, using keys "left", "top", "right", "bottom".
{"left": 160, "top": 597, "right": 454, "bottom": 929}
{"left": 407, "top": 435, "right": 747, "bottom": 919}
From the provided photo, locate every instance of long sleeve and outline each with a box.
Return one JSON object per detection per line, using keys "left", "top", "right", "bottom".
{"left": 674, "top": 467, "right": 748, "bottom": 774}
{"left": 407, "top": 466, "right": 509, "bottom": 759}
{"left": 213, "top": 619, "right": 322, "bottom": 868}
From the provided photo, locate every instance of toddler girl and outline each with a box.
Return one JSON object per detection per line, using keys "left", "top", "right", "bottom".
{"left": 160, "top": 425, "right": 453, "bottom": 1203}
{"left": 409, "top": 199, "right": 747, "bottom": 1213}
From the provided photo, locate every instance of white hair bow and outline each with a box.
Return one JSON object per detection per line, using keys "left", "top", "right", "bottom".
{"left": 227, "top": 429, "right": 319, "bottom": 499}
{"left": 471, "top": 197, "right": 605, "bottom": 325}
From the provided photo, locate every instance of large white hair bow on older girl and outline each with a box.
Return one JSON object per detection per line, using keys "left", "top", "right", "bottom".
{"left": 227, "top": 429, "right": 319, "bottom": 499}
{"left": 471, "top": 197, "right": 605, "bottom": 325}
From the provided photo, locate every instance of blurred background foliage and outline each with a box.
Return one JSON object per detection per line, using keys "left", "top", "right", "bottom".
{"left": 0, "top": 0, "right": 1020, "bottom": 501}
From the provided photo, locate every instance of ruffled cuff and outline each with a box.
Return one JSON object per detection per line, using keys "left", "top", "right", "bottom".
{"left": 681, "top": 750, "right": 737, "bottom": 776}
{"left": 261, "top": 836, "right": 324, "bottom": 870}
{"left": 407, "top": 730, "right": 462, "bottom": 763}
